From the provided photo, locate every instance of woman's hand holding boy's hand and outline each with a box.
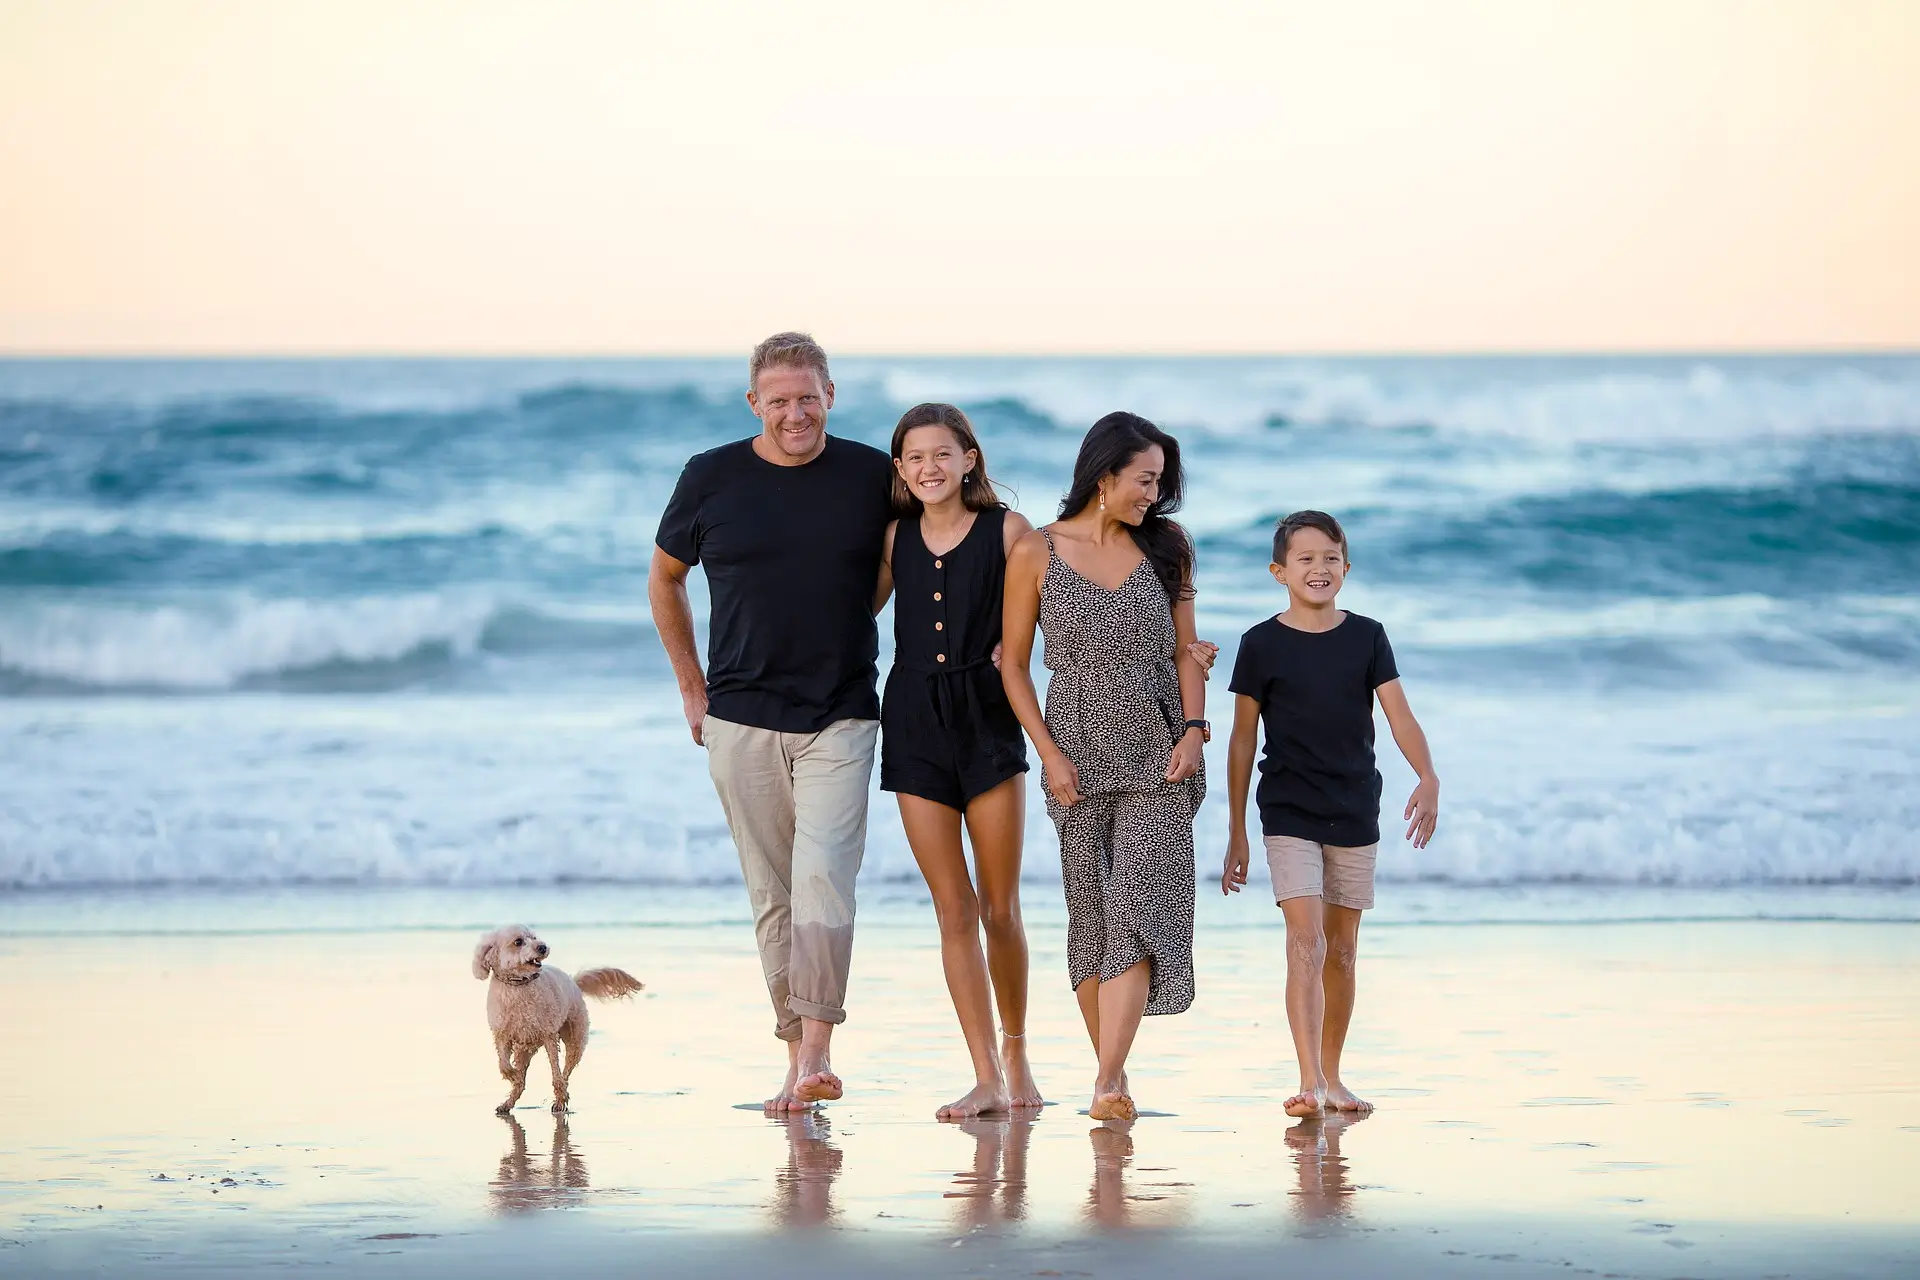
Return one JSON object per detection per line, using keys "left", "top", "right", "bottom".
{"left": 1042, "top": 746, "right": 1082, "bottom": 808}
{"left": 1166, "top": 728, "right": 1205, "bottom": 783}
{"left": 1221, "top": 829, "right": 1250, "bottom": 895}
{"left": 1404, "top": 776, "right": 1439, "bottom": 848}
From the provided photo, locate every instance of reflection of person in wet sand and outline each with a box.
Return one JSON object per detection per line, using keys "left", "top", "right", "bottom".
{"left": 769, "top": 1111, "right": 844, "bottom": 1228}
{"left": 943, "top": 1116, "right": 1033, "bottom": 1231}
{"left": 1083, "top": 1121, "right": 1193, "bottom": 1230}
{"left": 1286, "top": 1110, "right": 1367, "bottom": 1223}
{"left": 489, "top": 1113, "right": 589, "bottom": 1215}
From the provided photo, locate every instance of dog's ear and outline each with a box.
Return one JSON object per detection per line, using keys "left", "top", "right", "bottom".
{"left": 472, "top": 935, "right": 496, "bottom": 980}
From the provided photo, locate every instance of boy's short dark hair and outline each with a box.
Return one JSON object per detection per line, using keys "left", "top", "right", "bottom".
{"left": 1273, "top": 510, "right": 1349, "bottom": 563}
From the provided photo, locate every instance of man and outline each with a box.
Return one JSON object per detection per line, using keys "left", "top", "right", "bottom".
{"left": 649, "top": 332, "right": 894, "bottom": 1111}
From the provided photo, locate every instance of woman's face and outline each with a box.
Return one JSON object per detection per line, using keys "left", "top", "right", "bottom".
{"left": 1100, "top": 444, "right": 1165, "bottom": 526}
{"left": 895, "top": 425, "right": 976, "bottom": 508}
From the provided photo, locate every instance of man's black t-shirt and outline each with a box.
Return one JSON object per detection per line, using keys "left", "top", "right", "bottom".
{"left": 656, "top": 436, "right": 894, "bottom": 733}
{"left": 1228, "top": 612, "right": 1400, "bottom": 847}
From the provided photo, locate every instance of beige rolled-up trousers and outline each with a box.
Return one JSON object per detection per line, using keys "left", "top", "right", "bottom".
{"left": 703, "top": 714, "right": 878, "bottom": 1041}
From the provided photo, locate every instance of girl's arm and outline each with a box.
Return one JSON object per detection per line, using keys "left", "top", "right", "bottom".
{"left": 1220, "top": 693, "right": 1262, "bottom": 894}
{"left": 1165, "top": 588, "right": 1206, "bottom": 783}
{"left": 1001, "top": 529, "right": 1079, "bottom": 806}
{"left": 1376, "top": 678, "right": 1438, "bottom": 848}
{"left": 872, "top": 519, "right": 897, "bottom": 616}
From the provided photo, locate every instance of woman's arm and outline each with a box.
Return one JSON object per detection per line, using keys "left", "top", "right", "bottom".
{"left": 1001, "top": 529, "right": 1079, "bottom": 806}
{"left": 1165, "top": 589, "right": 1207, "bottom": 783}
{"left": 872, "top": 520, "right": 897, "bottom": 616}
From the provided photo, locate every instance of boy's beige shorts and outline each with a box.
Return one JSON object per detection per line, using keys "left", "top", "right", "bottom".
{"left": 1264, "top": 834, "right": 1378, "bottom": 910}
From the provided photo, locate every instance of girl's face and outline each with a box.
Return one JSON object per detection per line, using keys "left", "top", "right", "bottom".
{"left": 1099, "top": 444, "right": 1165, "bottom": 527}
{"left": 895, "top": 425, "right": 977, "bottom": 508}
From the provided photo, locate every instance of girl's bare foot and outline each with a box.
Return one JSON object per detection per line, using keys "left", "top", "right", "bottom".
{"left": 1284, "top": 1088, "right": 1325, "bottom": 1118}
{"left": 1001, "top": 1033, "right": 1044, "bottom": 1109}
{"left": 937, "top": 1079, "right": 1010, "bottom": 1120}
{"left": 1325, "top": 1081, "right": 1372, "bottom": 1113}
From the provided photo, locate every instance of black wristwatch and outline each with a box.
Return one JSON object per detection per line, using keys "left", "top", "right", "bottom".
{"left": 1184, "top": 718, "right": 1210, "bottom": 742}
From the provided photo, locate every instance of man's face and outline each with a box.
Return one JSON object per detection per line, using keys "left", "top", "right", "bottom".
{"left": 1271, "top": 526, "right": 1348, "bottom": 606}
{"left": 746, "top": 364, "right": 833, "bottom": 460}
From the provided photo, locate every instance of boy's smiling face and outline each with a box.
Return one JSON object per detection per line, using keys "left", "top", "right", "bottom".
{"left": 1271, "top": 525, "right": 1349, "bottom": 606}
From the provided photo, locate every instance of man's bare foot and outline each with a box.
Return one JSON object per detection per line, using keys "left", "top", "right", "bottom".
{"left": 764, "top": 1055, "right": 808, "bottom": 1113}
{"left": 1284, "top": 1088, "right": 1325, "bottom": 1118}
{"left": 937, "top": 1079, "right": 1010, "bottom": 1120}
{"left": 1002, "top": 1034, "right": 1044, "bottom": 1109}
{"left": 1325, "top": 1081, "right": 1373, "bottom": 1114}
{"left": 794, "top": 1058, "right": 843, "bottom": 1104}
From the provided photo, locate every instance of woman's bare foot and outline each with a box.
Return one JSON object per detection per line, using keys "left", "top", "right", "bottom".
{"left": 1002, "top": 1034, "right": 1044, "bottom": 1109}
{"left": 1284, "top": 1088, "right": 1325, "bottom": 1118}
{"left": 937, "top": 1078, "right": 1010, "bottom": 1120}
{"left": 1088, "top": 1081, "right": 1137, "bottom": 1122}
{"left": 1325, "top": 1081, "right": 1373, "bottom": 1113}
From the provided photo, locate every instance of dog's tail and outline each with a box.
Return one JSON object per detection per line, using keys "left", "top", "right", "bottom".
{"left": 575, "top": 967, "right": 645, "bottom": 1001}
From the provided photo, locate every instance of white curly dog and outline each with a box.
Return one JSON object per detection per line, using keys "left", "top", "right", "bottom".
{"left": 471, "top": 924, "right": 644, "bottom": 1114}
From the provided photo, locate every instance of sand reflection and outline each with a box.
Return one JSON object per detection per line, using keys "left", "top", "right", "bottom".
{"left": 1286, "top": 1111, "right": 1367, "bottom": 1224}
{"left": 941, "top": 1116, "right": 1033, "bottom": 1230}
{"left": 490, "top": 1113, "right": 589, "bottom": 1215}
{"left": 769, "top": 1111, "right": 843, "bottom": 1228}
{"left": 1084, "top": 1121, "right": 1193, "bottom": 1229}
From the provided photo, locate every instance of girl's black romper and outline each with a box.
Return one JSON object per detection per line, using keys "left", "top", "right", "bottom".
{"left": 880, "top": 505, "right": 1030, "bottom": 809}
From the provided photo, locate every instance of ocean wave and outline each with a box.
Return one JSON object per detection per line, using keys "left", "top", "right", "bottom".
{"left": 0, "top": 595, "right": 654, "bottom": 693}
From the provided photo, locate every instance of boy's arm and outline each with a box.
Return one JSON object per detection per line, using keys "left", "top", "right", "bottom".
{"left": 1220, "top": 693, "right": 1262, "bottom": 894}
{"left": 1376, "top": 678, "right": 1438, "bottom": 848}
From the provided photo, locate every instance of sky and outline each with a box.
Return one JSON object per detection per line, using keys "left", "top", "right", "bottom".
{"left": 1, "top": 0, "right": 1916, "bottom": 354}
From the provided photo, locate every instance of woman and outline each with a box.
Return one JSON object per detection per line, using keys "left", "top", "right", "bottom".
{"left": 877, "top": 402, "right": 1043, "bottom": 1118}
{"left": 1000, "top": 411, "right": 1209, "bottom": 1122}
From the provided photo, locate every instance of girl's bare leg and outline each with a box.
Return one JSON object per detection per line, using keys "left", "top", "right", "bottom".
{"left": 900, "top": 793, "right": 1009, "bottom": 1118}
{"left": 966, "top": 776, "right": 1043, "bottom": 1107}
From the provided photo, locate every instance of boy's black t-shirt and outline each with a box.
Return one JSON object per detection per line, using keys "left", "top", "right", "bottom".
{"left": 655, "top": 436, "right": 894, "bottom": 733}
{"left": 1228, "top": 612, "right": 1400, "bottom": 847}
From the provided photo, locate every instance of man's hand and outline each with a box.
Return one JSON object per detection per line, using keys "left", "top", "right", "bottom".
{"left": 682, "top": 685, "right": 710, "bottom": 747}
{"left": 1221, "top": 828, "right": 1250, "bottom": 895}
{"left": 1404, "top": 776, "right": 1439, "bottom": 848}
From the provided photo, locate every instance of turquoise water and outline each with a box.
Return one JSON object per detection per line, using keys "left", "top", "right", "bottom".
{"left": 3, "top": 355, "right": 1917, "bottom": 892}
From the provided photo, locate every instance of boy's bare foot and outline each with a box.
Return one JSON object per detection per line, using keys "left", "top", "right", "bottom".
{"left": 1325, "top": 1081, "right": 1372, "bottom": 1113}
{"left": 1284, "top": 1088, "right": 1325, "bottom": 1118}
{"left": 1002, "top": 1033, "right": 1044, "bottom": 1109}
{"left": 937, "top": 1079, "right": 1010, "bottom": 1119}
{"left": 794, "top": 1056, "right": 843, "bottom": 1104}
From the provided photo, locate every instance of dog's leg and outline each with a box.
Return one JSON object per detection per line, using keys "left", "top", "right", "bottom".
{"left": 545, "top": 1037, "right": 569, "bottom": 1113}
{"left": 497, "top": 1044, "right": 535, "bottom": 1115}
{"left": 561, "top": 1011, "right": 588, "bottom": 1096}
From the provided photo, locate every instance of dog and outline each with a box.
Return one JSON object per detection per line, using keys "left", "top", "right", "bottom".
{"left": 471, "top": 924, "right": 644, "bottom": 1114}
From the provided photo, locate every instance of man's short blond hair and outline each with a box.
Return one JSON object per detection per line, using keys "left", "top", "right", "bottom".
{"left": 750, "top": 331, "right": 831, "bottom": 392}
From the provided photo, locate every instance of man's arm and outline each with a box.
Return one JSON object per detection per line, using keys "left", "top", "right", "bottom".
{"left": 1220, "top": 693, "right": 1262, "bottom": 894}
{"left": 1376, "top": 678, "right": 1438, "bottom": 848}
{"left": 648, "top": 546, "right": 708, "bottom": 746}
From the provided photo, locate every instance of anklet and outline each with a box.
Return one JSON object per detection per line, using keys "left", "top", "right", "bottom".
{"left": 1001, "top": 1029, "right": 1025, "bottom": 1039}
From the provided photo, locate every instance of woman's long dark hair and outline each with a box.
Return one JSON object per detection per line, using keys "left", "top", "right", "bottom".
{"left": 1059, "top": 411, "right": 1194, "bottom": 602}
{"left": 889, "top": 403, "right": 1006, "bottom": 515}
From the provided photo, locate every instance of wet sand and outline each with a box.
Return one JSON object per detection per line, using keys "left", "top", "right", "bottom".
{"left": 2, "top": 895, "right": 1917, "bottom": 1277}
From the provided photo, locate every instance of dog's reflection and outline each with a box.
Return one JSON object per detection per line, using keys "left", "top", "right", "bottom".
{"left": 1286, "top": 1110, "right": 1368, "bottom": 1224}
{"left": 768, "top": 1110, "right": 843, "bottom": 1228}
{"left": 490, "top": 1112, "right": 589, "bottom": 1215}
{"left": 1084, "top": 1120, "right": 1192, "bottom": 1229}
{"left": 941, "top": 1115, "right": 1033, "bottom": 1231}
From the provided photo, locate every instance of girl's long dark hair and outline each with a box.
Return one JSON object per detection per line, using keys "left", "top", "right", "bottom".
{"left": 1059, "top": 411, "right": 1194, "bottom": 602}
{"left": 889, "top": 403, "right": 1006, "bottom": 515}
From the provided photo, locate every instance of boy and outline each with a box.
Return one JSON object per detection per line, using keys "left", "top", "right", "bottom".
{"left": 1221, "top": 510, "right": 1438, "bottom": 1118}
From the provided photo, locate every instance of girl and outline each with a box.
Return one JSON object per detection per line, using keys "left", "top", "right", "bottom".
{"left": 878, "top": 402, "right": 1042, "bottom": 1119}
{"left": 1000, "top": 411, "right": 1209, "bottom": 1123}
